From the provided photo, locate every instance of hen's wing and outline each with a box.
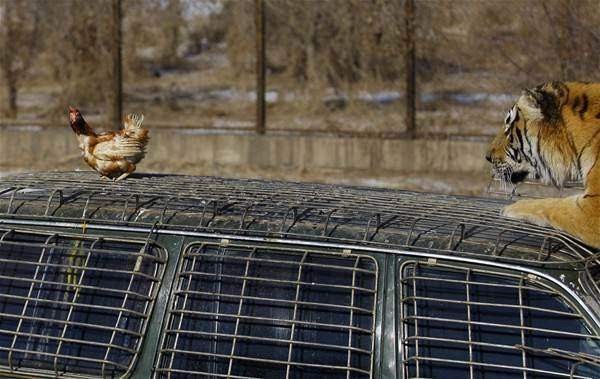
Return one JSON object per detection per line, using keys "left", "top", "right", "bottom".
{"left": 91, "top": 135, "right": 142, "bottom": 162}
{"left": 91, "top": 114, "right": 149, "bottom": 163}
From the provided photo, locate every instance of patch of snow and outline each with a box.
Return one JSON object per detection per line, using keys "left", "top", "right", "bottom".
{"left": 452, "top": 93, "right": 488, "bottom": 104}
{"left": 420, "top": 93, "right": 440, "bottom": 103}
{"left": 357, "top": 90, "right": 402, "bottom": 105}
{"left": 158, "top": 86, "right": 513, "bottom": 108}
{"left": 420, "top": 92, "right": 513, "bottom": 105}
{"left": 247, "top": 90, "right": 279, "bottom": 103}
{"left": 212, "top": 119, "right": 254, "bottom": 128}
{"left": 487, "top": 94, "right": 513, "bottom": 104}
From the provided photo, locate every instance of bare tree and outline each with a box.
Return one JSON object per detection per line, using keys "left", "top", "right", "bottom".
{"left": 160, "top": 0, "right": 184, "bottom": 68}
{"left": 40, "top": 0, "right": 113, "bottom": 118}
{"left": 223, "top": 0, "right": 404, "bottom": 90}
{"left": 0, "top": 0, "right": 39, "bottom": 118}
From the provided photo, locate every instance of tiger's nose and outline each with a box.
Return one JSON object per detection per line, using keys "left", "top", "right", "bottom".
{"left": 485, "top": 151, "right": 492, "bottom": 163}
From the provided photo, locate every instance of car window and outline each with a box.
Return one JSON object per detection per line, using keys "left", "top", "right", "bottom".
{"left": 0, "top": 229, "right": 165, "bottom": 378}
{"left": 399, "top": 260, "right": 600, "bottom": 379}
{"left": 156, "top": 241, "right": 378, "bottom": 378}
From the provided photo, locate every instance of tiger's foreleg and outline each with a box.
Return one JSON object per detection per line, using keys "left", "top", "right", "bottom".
{"left": 502, "top": 195, "right": 600, "bottom": 247}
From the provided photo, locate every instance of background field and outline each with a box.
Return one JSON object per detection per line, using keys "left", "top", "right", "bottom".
{"left": 0, "top": 0, "right": 597, "bottom": 194}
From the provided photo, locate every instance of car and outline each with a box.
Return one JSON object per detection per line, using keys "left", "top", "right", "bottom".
{"left": 0, "top": 171, "right": 597, "bottom": 378}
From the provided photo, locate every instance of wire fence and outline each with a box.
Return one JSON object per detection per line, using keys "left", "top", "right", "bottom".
{"left": 1, "top": 0, "right": 599, "bottom": 138}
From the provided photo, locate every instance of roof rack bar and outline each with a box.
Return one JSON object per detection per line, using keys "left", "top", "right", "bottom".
{"left": 44, "top": 189, "right": 63, "bottom": 216}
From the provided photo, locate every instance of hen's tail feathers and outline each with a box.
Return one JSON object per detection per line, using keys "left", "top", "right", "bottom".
{"left": 124, "top": 113, "right": 145, "bottom": 130}
{"left": 121, "top": 113, "right": 149, "bottom": 145}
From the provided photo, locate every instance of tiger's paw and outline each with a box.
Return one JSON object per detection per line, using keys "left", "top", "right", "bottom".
{"left": 502, "top": 201, "right": 551, "bottom": 227}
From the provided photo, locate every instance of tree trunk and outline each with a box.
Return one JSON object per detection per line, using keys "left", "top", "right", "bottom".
{"left": 111, "top": 0, "right": 122, "bottom": 128}
{"left": 5, "top": 80, "right": 17, "bottom": 118}
{"left": 162, "top": 0, "right": 181, "bottom": 67}
{"left": 404, "top": 0, "right": 416, "bottom": 138}
{"left": 254, "top": 0, "right": 266, "bottom": 135}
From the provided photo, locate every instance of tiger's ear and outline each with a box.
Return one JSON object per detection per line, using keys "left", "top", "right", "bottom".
{"left": 517, "top": 81, "right": 567, "bottom": 123}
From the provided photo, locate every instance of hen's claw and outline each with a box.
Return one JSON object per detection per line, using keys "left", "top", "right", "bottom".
{"left": 114, "top": 172, "right": 130, "bottom": 181}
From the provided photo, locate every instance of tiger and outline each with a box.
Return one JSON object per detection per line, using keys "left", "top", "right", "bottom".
{"left": 486, "top": 81, "right": 600, "bottom": 248}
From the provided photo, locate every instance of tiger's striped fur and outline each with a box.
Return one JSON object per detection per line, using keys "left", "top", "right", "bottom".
{"left": 486, "top": 81, "right": 600, "bottom": 248}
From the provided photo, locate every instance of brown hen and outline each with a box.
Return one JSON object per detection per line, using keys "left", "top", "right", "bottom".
{"left": 68, "top": 106, "right": 149, "bottom": 181}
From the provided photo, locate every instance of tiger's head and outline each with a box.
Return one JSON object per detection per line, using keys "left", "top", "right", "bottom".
{"left": 486, "top": 81, "right": 581, "bottom": 187}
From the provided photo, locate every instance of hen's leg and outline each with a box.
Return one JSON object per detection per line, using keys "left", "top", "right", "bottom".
{"left": 114, "top": 164, "right": 136, "bottom": 182}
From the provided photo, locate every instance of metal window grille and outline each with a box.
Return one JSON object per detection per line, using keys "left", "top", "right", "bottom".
{"left": 400, "top": 261, "right": 600, "bottom": 379}
{"left": 156, "top": 242, "right": 378, "bottom": 378}
{"left": 0, "top": 228, "right": 165, "bottom": 378}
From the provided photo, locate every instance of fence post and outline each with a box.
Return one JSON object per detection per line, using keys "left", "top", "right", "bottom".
{"left": 111, "top": 0, "right": 123, "bottom": 129}
{"left": 255, "top": 0, "right": 266, "bottom": 135}
{"left": 405, "top": 0, "right": 416, "bottom": 138}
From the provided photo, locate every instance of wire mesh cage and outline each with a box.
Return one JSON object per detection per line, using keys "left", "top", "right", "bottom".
{"left": 400, "top": 260, "right": 600, "bottom": 379}
{"left": 0, "top": 172, "right": 597, "bottom": 294}
{"left": 156, "top": 241, "right": 377, "bottom": 378}
{"left": 0, "top": 172, "right": 593, "bottom": 260}
{"left": 0, "top": 228, "right": 165, "bottom": 378}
